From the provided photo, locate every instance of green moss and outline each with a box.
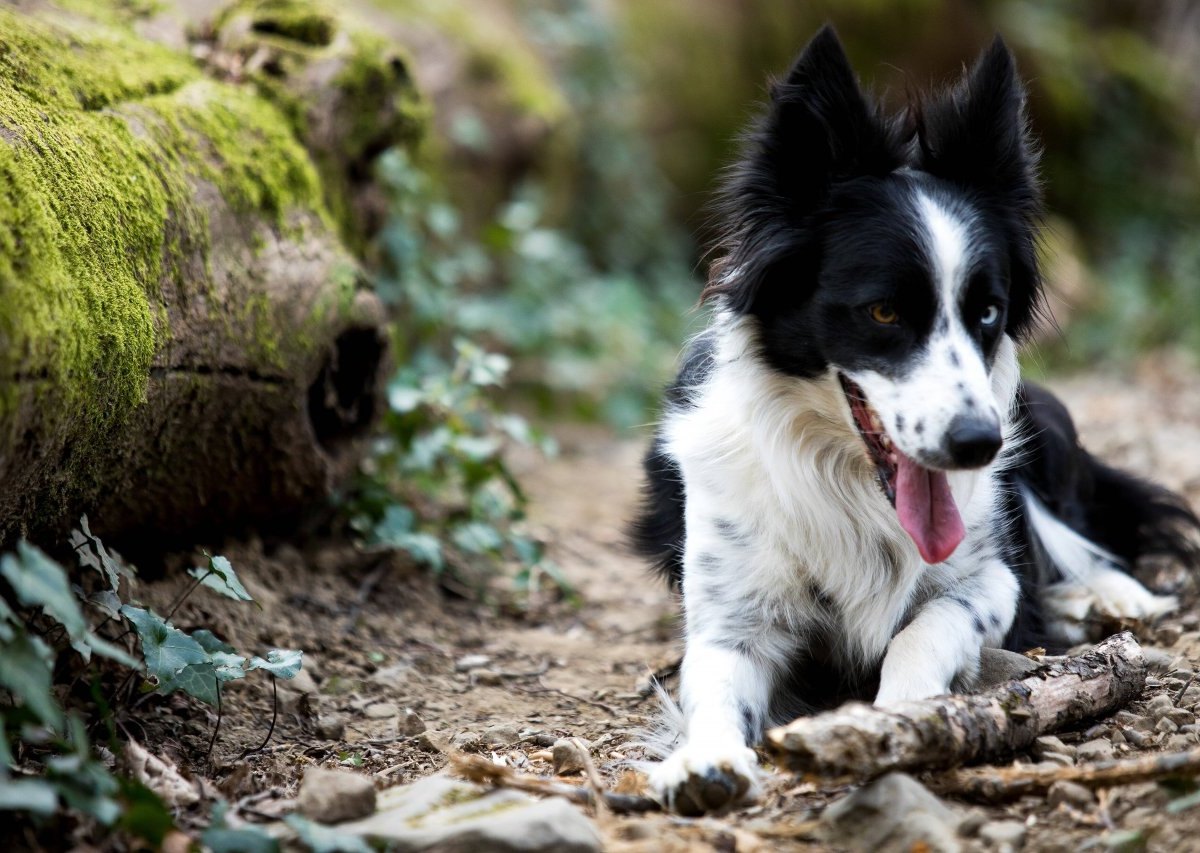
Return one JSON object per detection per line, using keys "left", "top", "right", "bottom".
{"left": 0, "top": 5, "right": 338, "bottom": 437}
{"left": 235, "top": 0, "right": 338, "bottom": 47}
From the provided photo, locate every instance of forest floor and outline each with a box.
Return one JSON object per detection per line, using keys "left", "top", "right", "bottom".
{"left": 134, "top": 354, "right": 1200, "bottom": 852}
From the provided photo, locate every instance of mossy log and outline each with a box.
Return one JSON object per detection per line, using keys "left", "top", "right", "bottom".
{"left": 767, "top": 633, "right": 1146, "bottom": 781}
{"left": 0, "top": 0, "right": 422, "bottom": 548}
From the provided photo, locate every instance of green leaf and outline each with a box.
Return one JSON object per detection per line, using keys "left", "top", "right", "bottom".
{"left": 0, "top": 632, "right": 62, "bottom": 729}
{"left": 284, "top": 815, "right": 373, "bottom": 853}
{"left": 190, "top": 555, "right": 255, "bottom": 604}
{"left": 211, "top": 652, "right": 247, "bottom": 682}
{"left": 451, "top": 522, "right": 504, "bottom": 555}
{"left": 1, "top": 543, "right": 89, "bottom": 655}
{"left": 0, "top": 778, "right": 59, "bottom": 815}
{"left": 68, "top": 515, "right": 121, "bottom": 592}
{"left": 156, "top": 663, "right": 219, "bottom": 705}
{"left": 84, "top": 589, "right": 123, "bottom": 620}
{"left": 204, "top": 801, "right": 280, "bottom": 853}
{"left": 120, "top": 607, "right": 208, "bottom": 681}
{"left": 117, "top": 777, "right": 176, "bottom": 848}
{"left": 247, "top": 649, "right": 303, "bottom": 680}
{"left": 192, "top": 629, "right": 237, "bottom": 655}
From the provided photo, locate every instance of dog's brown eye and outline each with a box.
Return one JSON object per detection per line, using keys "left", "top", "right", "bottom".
{"left": 869, "top": 303, "right": 899, "bottom": 325}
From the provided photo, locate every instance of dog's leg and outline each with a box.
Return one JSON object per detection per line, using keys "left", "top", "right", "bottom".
{"left": 875, "top": 559, "right": 1019, "bottom": 704}
{"left": 648, "top": 531, "right": 790, "bottom": 814}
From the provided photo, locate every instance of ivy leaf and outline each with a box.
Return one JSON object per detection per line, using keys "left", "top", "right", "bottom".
{"left": 120, "top": 607, "right": 208, "bottom": 681}
{"left": 192, "top": 629, "right": 236, "bottom": 655}
{"left": 84, "top": 589, "right": 123, "bottom": 620}
{"left": 0, "top": 632, "right": 62, "bottom": 730}
{"left": 247, "top": 649, "right": 303, "bottom": 680}
{"left": 1, "top": 543, "right": 89, "bottom": 654}
{"left": 156, "top": 663, "right": 219, "bottom": 705}
{"left": 68, "top": 515, "right": 121, "bottom": 592}
{"left": 190, "top": 555, "right": 255, "bottom": 605}
{"left": 451, "top": 522, "right": 504, "bottom": 555}
{"left": 0, "top": 778, "right": 59, "bottom": 815}
{"left": 284, "top": 815, "right": 372, "bottom": 853}
{"left": 210, "top": 652, "right": 247, "bottom": 682}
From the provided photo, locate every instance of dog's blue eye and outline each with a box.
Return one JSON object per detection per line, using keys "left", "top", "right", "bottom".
{"left": 980, "top": 305, "right": 1000, "bottom": 326}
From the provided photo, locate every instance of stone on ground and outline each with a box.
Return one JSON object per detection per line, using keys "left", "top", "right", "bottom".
{"left": 977, "top": 648, "right": 1041, "bottom": 688}
{"left": 297, "top": 767, "right": 378, "bottom": 823}
{"left": 821, "top": 772, "right": 963, "bottom": 853}
{"left": 339, "top": 774, "right": 601, "bottom": 852}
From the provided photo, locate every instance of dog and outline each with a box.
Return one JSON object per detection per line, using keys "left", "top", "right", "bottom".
{"left": 630, "top": 25, "right": 1200, "bottom": 816}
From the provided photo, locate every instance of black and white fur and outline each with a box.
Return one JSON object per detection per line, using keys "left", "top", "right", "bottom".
{"left": 630, "top": 27, "right": 1200, "bottom": 816}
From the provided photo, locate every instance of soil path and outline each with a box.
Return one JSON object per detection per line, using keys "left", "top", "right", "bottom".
{"left": 142, "top": 356, "right": 1200, "bottom": 851}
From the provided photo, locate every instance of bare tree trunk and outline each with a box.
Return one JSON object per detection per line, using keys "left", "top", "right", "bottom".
{"left": 767, "top": 633, "right": 1146, "bottom": 781}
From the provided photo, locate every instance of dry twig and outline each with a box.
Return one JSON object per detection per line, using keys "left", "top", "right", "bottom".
{"left": 450, "top": 753, "right": 661, "bottom": 815}
{"left": 768, "top": 632, "right": 1146, "bottom": 781}
{"left": 929, "top": 746, "right": 1200, "bottom": 802}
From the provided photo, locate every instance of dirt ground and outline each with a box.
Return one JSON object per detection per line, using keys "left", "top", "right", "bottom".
{"left": 134, "top": 353, "right": 1200, "bottom": 851}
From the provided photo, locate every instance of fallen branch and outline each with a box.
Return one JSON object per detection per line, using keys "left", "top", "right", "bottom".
{"left": 767, "top": 632, "right": 1145, "bottom": 781}
{"left": 450, "top": 753, "right": 661, "bottom": 815}
{"left": 929, "top": 747, "right": 1200, "bottom": 802}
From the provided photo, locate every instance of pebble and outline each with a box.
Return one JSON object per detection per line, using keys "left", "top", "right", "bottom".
{"left": 315, "top": 715, "right": 346, "bottom": 740}
{"left": 297, "top": 767, "right": 377, "bottom": 823}
{"left": 451, "top": 731, "right": 482, "bottom": 751}
{"left": 1039, "top": 753, "right": 1074, "bottom": 768}
{"left": 401, "top": 709, "right": 426, "bottom": 736}
{"left": 1166, "top": 708, "right": 1195, "bottom": 727}
{"left": 1146, "top": 693, "right": 1175, "bottom": 718}
{"left": 364, "top": 701, "right": 400, "bottom": 720}
{"left": 455, "top": 654, "right": 491, "bottom": 672}
{"left": 416, "top": 731, "right": 447, "bottom": 754}
{"left": 1166, "top": 734, "right": 1193, "bottom": 751}
{"left": 1143, "top": 648, "right": 1176, "bottom": 674}
{"left": 820, "top": 772, "right": 962, "bottom": 852}
{"left": 979, "top": 820, "right": 1026, "bottom": 850}
{"left": 1155, "top": 717, "right": 1179, "bottom": 735}
{"left": 1156, "top": 625, "right": 1183, "bottom": 645}
{"left": 1033, "top": 735, "right": 1075, "bottom": 759}
{"left": 338, "top": 775, "right": 601, "bottom": 851}
{"left": 483, "top": 723, "right": 521, "bottom": 746}
{"left": 470, "top": 668, "right": 503, "bottom": 686}
{"left": 1077, "top": 739, "right": 1115, "bottom": 763}
{"left": 551, "top": 738, "right": 590, "bottom": 776}
{"left": 977, "top": 648, "right": 1041, "bottom": 688}
{"left": 1123, "top": 728, "right": 1149, "bottom": 747}
{"left": 1048, "top": 780, "right": 1095, "bottom": 808}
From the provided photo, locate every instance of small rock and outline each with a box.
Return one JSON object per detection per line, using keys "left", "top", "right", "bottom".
{"left": 416, "top": 731, "right": 447, "bottom": 754}
{"left": 1156, "top": 717, "right": 1179, "bottom": 735}
{"left": 1077, "top": 739, "right": 1115, "bottom": 763}
{"left": 1033, "top": 735, "right": 1076, "bottom": 759}
{"left": 821, "top": 772, "right": 962, "bottom": 852}
{"left": 401, "top": 709, "right": 426, "bottom": 736}
{"left": 1048, "top": 780, "right": 1094, "bottom": 808}
{"left": 1110, "top": 728, "right": 1127, "bottom": 745}
{"left": 364, "top": 702, "right": 400, "bottom": 720}
{"left": 1157, "top": 625, "right": 1183, "bottom": 645}
{"left": 470, "top": 669, "right": 503, "bottom": 686}
{"left": 1166, "top": 708, "right": 1195, "bottom": 727}
{"left": 1040, "top": 753, "right": 1074, "bottom": 768}
{"left": 1146, "top": 693, "right": 1175, "bottom": 718}
{"left": 1182, "top": 685, "right": 1200, "bottom": 707}
{"left": 1143, "top": 648, "right": 1176, "bottom": 674}
{"left": 339, "top": 774, "right": 601, "bottom": 851}
{"left": 1167, "top": 734, "right": 1193, "bottom": 751}
{"left": 483, "top": 723, "right": 521, "bottom": 747}
{"left": 369, "top": 662, "right": 412, "bottom": 689}
{"left": 527, "top": 731, "right": 558, "bottom": 748}
{"left": 977, "top": 648, "right": 1041, "bottom": 689}
{"left": 551, "top": 738, "right": 590, "bottom": 776}
{"left": 451, "top": 731, "right": 482, "bottom": 751}
{"left": 455, "top": 654, "right": 491, "bottom": 672}
{"left": 297, "top": 767, "right": 377, "bottom": 823}
{"left": 979, "top": 820, "right": 1026, "bottom": 850}
{"left": 1123, "top": 728, "right": 1149, "bottom": 747}
{"left": 315, "top": 715, "right": 346, "bottom": 740}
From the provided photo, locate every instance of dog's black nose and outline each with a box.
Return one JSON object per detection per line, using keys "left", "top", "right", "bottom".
{"left": 945, "top": 414, "right": 1003, "bottom": 468}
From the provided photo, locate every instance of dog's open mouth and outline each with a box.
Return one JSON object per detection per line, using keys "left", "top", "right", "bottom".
{"left": 838, "top": 375, "right": 965, "bottom": 564}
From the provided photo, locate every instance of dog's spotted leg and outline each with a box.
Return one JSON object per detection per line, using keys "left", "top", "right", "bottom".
{"left": 649, "top": 636, "right": 770, "bottom": 815}
{"left": 875, "top": 559, "right": 1019, "bottom": 705}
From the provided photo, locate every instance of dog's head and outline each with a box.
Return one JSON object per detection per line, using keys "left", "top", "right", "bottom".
{"left": 706, "top": 27, "right": 1042, "bottom": 563}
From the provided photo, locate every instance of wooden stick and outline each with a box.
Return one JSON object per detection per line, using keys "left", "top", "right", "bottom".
{"left": 929, "top": 747, "right": 1200, "bottom": 802}
{"left": 449, "top": 753, "right": 662, "bottom": 815}
{"left": 767, "top": 632, "right": 1146, "bottom": 781}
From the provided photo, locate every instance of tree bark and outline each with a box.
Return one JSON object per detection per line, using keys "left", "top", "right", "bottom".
{"left": 0, "top": 0, "right": 420, "bottom": 549}
{"left": 766, "top": 633, "right": 1146, "bottom": 781}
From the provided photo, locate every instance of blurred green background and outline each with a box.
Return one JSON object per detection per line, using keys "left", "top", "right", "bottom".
{"left": 378, "top": 0, "right": 1200, "bottom": 426}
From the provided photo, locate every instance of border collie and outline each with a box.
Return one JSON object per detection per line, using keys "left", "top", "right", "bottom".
{"left": 631, "top": 26, "right": 1200, "bottom": 815}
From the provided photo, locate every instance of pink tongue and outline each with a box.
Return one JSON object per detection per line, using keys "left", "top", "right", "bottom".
{"left": 895, "top": 455, "right": 965, "bottom": 564}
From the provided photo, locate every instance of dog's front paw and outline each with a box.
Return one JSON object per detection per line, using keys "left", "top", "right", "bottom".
{"left": 648, "top": 742, "right": 759, "bottom": 816}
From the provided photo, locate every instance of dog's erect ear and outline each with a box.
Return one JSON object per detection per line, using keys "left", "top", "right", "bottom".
{"left": 917, "top": 36, "right": 1037, "bottom": 194}
{"left": 707, "top": 26, "right": 901, "bottom": 313}
{"left": 917, "top": 37, "right": 1044, "bottom": 339}
{"left": 765, "top": 25, "right": 900, "bottom": 203}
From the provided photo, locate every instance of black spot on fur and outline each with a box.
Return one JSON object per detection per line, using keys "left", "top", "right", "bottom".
{"left": 948, "top": 350, "right": 960, "bottom": 368}
{"left": 895, "top": 414, "right": 905, "bottom": 432}
{"left": 915, "top": 420, "right": 925, "bottom": 435}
